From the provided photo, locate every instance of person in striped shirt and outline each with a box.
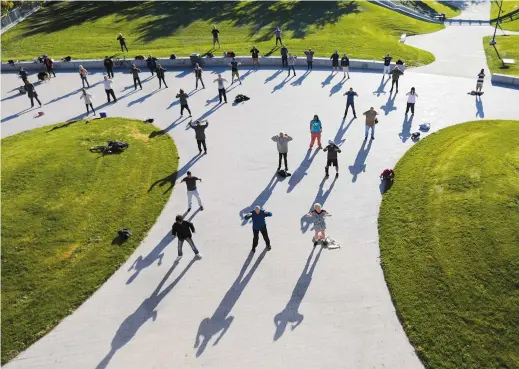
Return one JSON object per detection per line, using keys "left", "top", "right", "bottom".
{"left": 476, "top": 69, "right": 485, "bottom": 93}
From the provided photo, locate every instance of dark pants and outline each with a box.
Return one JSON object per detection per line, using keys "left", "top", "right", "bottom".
{"left": 288, "top": 65, "right": 296, "bottom": 76}
{"left": 181, "top": 104, "right": 191, "bottom": 116}
{"left": 196, "top": 76, "right": 205, "bottom": 89}
{"left": 178, "top": 237, "right": 199, "bottom": 256}
{"left": 120, "top": 43, "right": 128, "bottom": 52}
{"left": 106, "top": 67, "right": 114, "bottom": 78}
{"left": 390, "top": 78, "right": 399, "bottom": 92}
{"left": 252, "top": 226, "right": 270, "bottom": 249}
{"left": 158, "top": 76, "right": 168, "bottom": 88}
{"left": 307, "top": 61, "right": 313, "bottom": 70}
{"left": 86, "top": 103, "right": 95, "bottom": 114}
{"left": 278, "top": 152, "right": 288, "bottom": 169}
{"left": 133, "top": 77, "right": 142, "bottom": 89}
{"left": 197, "top": 139, "right": 207, "bottom": 153}
{"left": 276, "top": 36, "right": 282, "bottom": 45}
{"left": 81, "top": 76, "right": 90, "bottom": 88}
{"left": 406, "top": 103, "right": 415, "bottom": 114}
{"left": 149, "top": 67, "right": 155, "bottom": 76}
{"left": 105, "top": 89, "right": 117, "bottom": 102}
{"left": 46, "top": 66, "right": 55, "bottom": 77}
{"left": 282, "top": 56, "right": 288, "bottom": 68}
{"left": 344, "top": 102, "right": 356, "bottom": 117}
{"left": 218, "top": 88, "right": 227, "bottom": 103}
{"left": 29, "top": 95, "right": 42, "bottom": 107}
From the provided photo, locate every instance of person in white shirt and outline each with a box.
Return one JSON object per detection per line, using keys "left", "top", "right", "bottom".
{"left": 405, "top": 87, "right": 418, "bottom": 115}
{"left": 213, "top": 74, "right": 228, "bottom": 103}
{"left": 288, "top": 54, "right": 297, "bottom": 77}
{"left": 80, "top": 88, "right": 95, "bottom": 115}
{"left": 103, "top": 75, "right": 117, "bottom": 103}
{"left": 79, "top": 65, "right": 90, "bottom": 88}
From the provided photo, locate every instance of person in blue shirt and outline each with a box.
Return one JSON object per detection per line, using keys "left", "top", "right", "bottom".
{"left": 244, "top": 206, "right": 272, "bottom": 252}
{"left": 309, "top": 115, "right": 323, "bottom": 150}
{"left": 343, "top": 87, "right": 358, "bottom": 119}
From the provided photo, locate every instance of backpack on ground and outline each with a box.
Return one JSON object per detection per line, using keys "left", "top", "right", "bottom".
{"left": 234, "top": 94, "right": 250, "bottom": 104}
{"left": 419, "top": 123, "right": 430, "bottom": 131}
{"left": 411, "top": 132, "right": 421, "bottom": 140}
{"left": 118, "top": 229, "right": 132, "bottom": 239}
{"left": 277, "top": 169, "right": 291, "bottom": 178}
{"left": 135, "top": 55, "right": 145, "bottom": 60}
{"left": 144, "top": 118, "right": 154, "bottom": 123}
{"left": 37, "top": 72, "right": 50, "bottom": 81}
{"left": 324, "top": 237, "right": 341, "bottom": 249}
{"left": 170, "top": 54, "right": 177, "bottom": 60}
{"left": 380, "top": 168, "right": 395, "bottom": 181}
{"left": 61, "top": 56, "right": 72, "bottom": 62}
{"left": 107, "top": 141, "right": 129, "bottom": 152}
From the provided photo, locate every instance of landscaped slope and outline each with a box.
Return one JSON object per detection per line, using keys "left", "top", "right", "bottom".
{"left": 483, "top": 35, "right": 519, "bottom": 76}
{"left": 491, "top": 0, "right": 519, "bottom": 31}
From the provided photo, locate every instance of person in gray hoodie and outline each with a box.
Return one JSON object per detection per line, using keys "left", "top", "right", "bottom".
{"left": 176, "top": 89, "right": 192, "bottom": 117}
{"left": 271, "top": 131, "right": 293, "bottom": 171}
{"left": 130, "top": 64, "right": 142, "bottom": 90}
{"left": 189, "top": 119, "right": 209, "bottom": 154}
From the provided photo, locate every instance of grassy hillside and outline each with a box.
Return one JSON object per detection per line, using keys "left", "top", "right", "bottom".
{"left": 483, "top": 35, "right": 519, "bottom": 76}
{"left": 491, "top": 0, "right": 519, "bottom": 31}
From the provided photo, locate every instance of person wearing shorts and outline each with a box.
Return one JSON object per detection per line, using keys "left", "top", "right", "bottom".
{"left": 324, "top": 139, "right": 341, "bottom": 177}
{"left": 229, "top": 58, "right": 241, "bottom": 84}
{"left": 250, "top": 46, "right": 260, "bottom": 67}
{"left": 341, "top": 53, "right": 350, "bottom": 79}
{"left": 476, "top": 68, "right": 485, "bottom": 93}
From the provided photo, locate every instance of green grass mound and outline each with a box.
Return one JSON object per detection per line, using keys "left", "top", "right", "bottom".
{"left": 1, "top": 1, "right": 442, "bottom": 66}
{"left": 379, "top": 120, "right": 519, "bottom": 369}
{"left": 491, "top": 0, "right": 519, "bottom": 31}
{"left": 422, "top": 0, "right": 461, "bottom": 18}
{"left": 1, "top": 118, "right": 178, "bottom": 364}
{"left": 483, "top": 35, "right": 519, "bottom": 76}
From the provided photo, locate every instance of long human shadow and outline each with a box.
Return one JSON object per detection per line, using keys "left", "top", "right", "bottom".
{"left": 90, "top": 88, "right": 139, "bottom": 115}
{"left": 380, "top": 91, "right": 397, "bottom": 115}
{"left": 287, "top": 149, "right": 320, "bottom": 193}
{"left": 321, "top": 72, "right": 336, "bottom": 88}
{"left": 96, "top": 257, "right": 198, "bottom": 369}
{"left": 329, "top": 77, "right": 346, "bottom": 96}
{"left": 149, "top": 116, "right": 189, "bottom": 138}
{"left": 44, "top": 87, "right": 82, "bottom": 106}
{"left": 239, "top": 69, "right": 254, "bottom": 82}
{"left": 194, "top": 249, "right": 267, "bottom": 357}
{"left": 127, "top": 88, "right": 161, "bottom": 106}
{"left": 373, "top": 75, "right": 389, "bottom": 96}
{"left": 265, "top": 69, "right": 283, "bottom": 83}
{"left": 239, "top": 173, "right": 280, "bottom": 225}
{"left": 290, "top": 70, "right": 310, "bottom": 86}
{"left": 475, "top": 95, "right": 484, "bottom": 118}
{"left": 273, "top": 246, "right": 323, "bottom": 341}
{"left": 1, "top": 107, "right": 37, "bottom": 123}
{"left": 1, "top": 92, "right": 24, "bottom": 102}
{"left": 300, "top": 176, "right": 337, "bottom": 233}
{"left": 333, "top": 117, "right": 355, "bottom": 146}
{"left": 272, "top": 75, "right": 293, "bottom": 93}
{"left": 197, "top": 103, "right": 223, "bottom": 121}
{"left": 399, "top": 114, "right": 414, "bottom": 142}
{"left": 148, "top": 154, "right": 203, "bottom": 194}
{"left": 349, "top": 139, "right": 373, "bottom": 183}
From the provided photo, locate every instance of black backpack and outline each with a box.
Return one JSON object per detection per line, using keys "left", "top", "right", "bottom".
{"left": 234, "top": 94, "right": 250, "bottom": 103}
{"left": 277, "top": 169, "right": 291, "bottom": 178}
{"left": 135, "top": 55, "right": 145, "bottom": 60}
{"left": 170, "top": 54, "right": 177, "bottom": 60}
{"left": 118, "top": 229, "right": 132, "bottom": 239}
{"left": 144, "top": 118, "right": 154, "bottom": 123}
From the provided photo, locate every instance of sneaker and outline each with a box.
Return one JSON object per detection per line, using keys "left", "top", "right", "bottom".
{"left": 313, "top": 240, "right": 318, "bottom": 247}
{"left": 251, "top": 247, "right": 256, "bottom": 252}
{"left": 175, "top": 255, "right": 183, "bottom": 262}
{"left": 353, "top": 115, "right": 357, "bottom": 119}
{"left": 187, "top": 207, "right": 191, "bottom": 212}
{"left": 266, "top": 246, "right": 272, "bottom": 251}
{"left": 277, "top": 167, "right": 281, "bottom": 171}
{"left": 199, "top": 150, "right": 202, "bottom": 155}
{"left": 200, "top": 206, "right": 204, "bottom": 211}
{"left": 371, "top": 136, "right": 375, "bottom": 140}
{"left": 204, "top": 151, "right": 207, "bottom": 155}
{"left": 335, "top": 173, "right": 339, "bottom": 178}
{"left": 364, "top": 136, "right": 367, "bottom": 140}
{"left": 322, "top": 240, "right": 329, "bottom": 247}
{"left": 196, "top": 254, "right": 203, "bottom": 259}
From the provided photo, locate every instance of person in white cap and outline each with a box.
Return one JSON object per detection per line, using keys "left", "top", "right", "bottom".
{"left": 323, "top": 139, "right": 341, "bottom": 178}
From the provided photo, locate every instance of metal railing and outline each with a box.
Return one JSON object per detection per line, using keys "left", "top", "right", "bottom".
{"left": 1, "top": 3, "right": 40, "bottom": 34}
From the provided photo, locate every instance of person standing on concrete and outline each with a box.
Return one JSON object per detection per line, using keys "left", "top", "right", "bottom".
{"left": 250, "top": 46, "right": 260, "bottom": 67}
{"left": 330, "top": 50, "right": 340, "bottom": 72}
{"left": 343, "top": 87, "right": 358, "bottom": 119}
{"left": 304, "top": 48, "right": 315, "bottom": 70}
{"left": 211, "top": 25, "right": 220, "bottom": 48}
{"left": 44, "top": 56, "right": 56, "bottom": 78}
{"left": 476, "top": 68, "right": 485, "bottom": 93}
{"left": 19, "top": 67, "right": 28, "bottom": 83}
{"left": 382, "top": 53, "right": 392, "bottom": 75}
{"left": 274, "top": 26, "right": 282, "bottom": 46}
{"left": 229, "top": 58, "right": 242, "bottom": 84}
{"left": 117, "top": 33, "right": 128, "bottom": 52}
{"left": 24, "top": 80, "right": 42, "bottom": 108}
{"left": 389, "top": 65, "right": 403, "bottom": 93}
{"left": 281, "top": 44, "right": 288, "bottom": 68}
{"left": 104, "top": 56, "right": 114, "bottom": 78}
{"left": 79, "top": 65, "right": 90, "bottom": 88}
{"left": 271, "top": 131, "right": 293, "bottom": 171}
{"left": 189, "top": 120, "right": 209, "bottom": 154}
{"left": 80, "top": 88, "right": 95, "bottom": 115}
{"left": 146, "top": 54, "right": 157, "bottom": 76}
{"left": 193, "top": 63, "right": 205, "bottom": 89}
{"left": 131, "top": 64, "right": 142, "bottom": 90}
{"left": 341, "top": 53, "right": 350, "bottom": 79}
{"left": 405, "top": 87, "right": 418, "bottom": 115}
{"left": 244, "top": 206, "right": 272, "bottom": 252}
{"left": 287, "top": 54, "right": 297, "bottom": 77}
{"left": 176, "top": 89, "right": 192, "bottom": 117}
{"left": 180, "top": 171, "right": 204, "bottom": 212}
{"left": 324, "top": 139, "right": 341, "bottom": 178}
{"left": 172, "top": 214, "right": 202, "bottom": 261}
{"left": 156, "top": 64, "right": 168, "bottom": 88}
{"left": 306, "top": 203, "right": 331, "bottom": 247}
{"left": 309, "top": 114, "right": 323, "bottom": 150}
{"left": 214, "top": 74, "right": 228, "bottom": 103}
{"left": 363, "top": 107, "right": 378, "bottom": 140}
{"left": 103, "top": 75, "right": 117, "bottom": 103}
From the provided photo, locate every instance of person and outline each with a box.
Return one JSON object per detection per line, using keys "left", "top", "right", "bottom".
{"left": 389, "top": 65, "right": 404, "bottom": 93}
{"left": 180, "top": 171, "right": 203, "bottom": 212}
{"left": 341, "top": 53, "right": 350, "bottom": 79}
{"left": 44, "top": 56, "right": 56, "bottom": 78}
{"left": 287, "top": 54, "right": 297, "bottom": 77}
{"left": 383, "top": 53, "right": 392, "bottom": 75}
{"left": 405, "top": 87, "right": 418, "bottom": 115}
{"left": 330, "top": 50, "right": 339, "bottom": 72}
{"left": 343, "top": 87, "right": 358, "bottom": 119}
{"left": 117, "top": 33, "right": 128, "bottom": 52}
{"left": 193, "top": 63, "right": 205, "bottom": 89}
{"left": 229, "top": 58, "right": 241, "bottom": 84}
{"left": 244, "top": 206, "right": 272, "bottom": 252}
{"left": 176, "top": 89, "right": 192, "bottom": 117}
{"left": 281, "top": 44, "right": 288, "bottom": 68}
{"left": 156, "top": 64, "right": 168, "bottom": 88}
{"left": 476, "top": 68, "right": 485, "bottom": 93}
{"left": 271, "top": 131, "right": 293, "bottom": 171}
{"left": 103, "top": 75, "right": 117, "bottom": 103}
{"left": 309, "top": 115, "right": 322, "bottom": 150}
{"left": 131, "top": 64, "right": 142, "bottom": 90}
{"left": 211, "top": 25, "right": 220, "bottom": 48}
{"left": 189, "top": 120, "right": 209, "bottom": 154}
{"left": 214, "top": 74, "right": 228, "bottom": 103}
{"left": 104, "top": 56, "right": 114, "bottom": 78}
{"left": 250, "top": 46, "right": 260, "bottom": 67}
{"left": 171, "top": 214, "right": 202, "bottom": 261}
{"left": 304, "top": 48, "right": 315, "bottom": 70}
{"left": 306, "top": 203, "right": 331, "bottom": 247}
{"left": 19, "top": 67, "right": 28, "bottom": 83}
{"left": 79, "top": 65, "right": 90, "bottom": 88}
{"left": 324, "top": 139, "right": 341, "bottom": 177}
{"left": 363, "top": 107, "right": 378, "bottom": 140}
{"left": 24, "top": 80, "right": 42, "bottom": 108}
{"left": 80, "top": 88, "right": 95, "bottom": 115}
{"left": 146, "top": 54, "right": 157, "bottom": 76}
{"left": 274, "top": 26, "right": 282, "bottom": 46}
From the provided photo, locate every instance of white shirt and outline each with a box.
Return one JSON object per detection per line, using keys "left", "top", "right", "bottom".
{"left": 80, "top": 92, "right": 93, "bottom": 104}
{"left": 103, "top": 79, "right": 113, "bottom": 89}
{"left": 288, "top": 55, "right": 297, "bottom": 66}
{"left": 215, "top": 77, "right": 226, "bottom": 89}
{"left": 406, "top": 92, "right": 417, "bottom": 103}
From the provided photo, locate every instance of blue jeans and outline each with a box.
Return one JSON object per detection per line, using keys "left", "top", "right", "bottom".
{"left": 365, "top": 125, "right": 375, "bottom": 138}
{"left": 178, "top": 237, "right": 199, "bottom": 256}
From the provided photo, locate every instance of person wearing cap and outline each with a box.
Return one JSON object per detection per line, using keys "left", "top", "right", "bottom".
{"left": 189, "top": 120, "right": 209, "bottom": 154}
{"left": 323, "top": 139, "right": 341, "bottom": 177}
{"left": 305, "top": 203, "right": 331, "bottom": 247}
{"left": 179, "top": 171, "right": 203, "bottom": 212}
{"left": 172, "top": 214, "right": 202, "bottom": 261}
{"left": 271, "top": 131, "right": 293, "bottom": 171}
{"left": 176, "top": 89, "right": 192, "bottom": 117}
{"left": 244, "top": 206, "right": 272, "bottom": 252}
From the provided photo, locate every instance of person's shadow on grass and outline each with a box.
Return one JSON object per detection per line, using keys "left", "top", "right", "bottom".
{"left": 399, "top": 114, "right": 414, "bottom": 142}
{"left": 380, "top": 92, "right": 397, "bottom": 115}
{"left": 239, "top": 173, "right": 282, "bottom": 225}
{"left": 148, "top": 154, "right": 203, "bottom": 194}
{"left": 287, "top": 149, "right": 320, "bottom": 193}
{"left": 349, "top": 139, "right": 372, "bottom": 182}
{"left": 300, "top": 176, "right": 337, "bottom": 233}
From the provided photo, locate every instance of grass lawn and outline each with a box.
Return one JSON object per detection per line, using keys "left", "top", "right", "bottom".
{"left": 490, "top": 0, "right": 519, "bottom": 31}
{"left": 483, "top": 35, "right": 519, "bottom": 76}
{"left": 379, "top": 120, "right": 519, "bottom": 369}
{"left": 0, "top": 1, "right": 443, "bottom": 66}
{"left": 422, "top": 0, "right": 461, "bottom": 18}
{"left": 1, "top": 118, "right": 178, "bottom": 364}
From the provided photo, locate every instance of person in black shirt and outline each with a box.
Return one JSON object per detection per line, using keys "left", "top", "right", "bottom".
{"left": 341, "top": 53, "right": 350, "bottom": 79}
{"left": 324, "top": 139, "right": 341, "bottom": 177}
{"left": 156, "top": 64, "right": 168, "bottom": 89}
{"left": 189, "top": 120, "right": 209, "bottom": 154}
{"left": 193, "top": 63, "right": 205, "bottom": 89}
{"left": 382, "top": 53, "right": 392, "bottom": 75}
{"left": 250, "top": 46, "right": 260, "bottom": 67}
{"left": 330, "top": 51, "right": 339, "bottom": 72}
{"left": 130, "top": 64, "right": 142, "bottom": 90}
{"left": 212, "top": 25, "right": 220, "bottom": 49}
{"left": 180, "top": 171, "right": 204, "bottom": 212}
{"left": 19, "top": 67, "right": 28, "bottom": 83}
{"left": 146, "top": 54, "right": 157, "bottom": 76}
{"left": 104, "top": 56, "right": 114, "bottom": 78}
{"left": 24, "top": 80, "right": 42, "bottom": 108}
{"left": 281, "top": 44, "right": 288, "bottom": 68}
{"left": 117, "top": 33, "right": 128, "bottom": 52}
{"left": 172, "top": 214, "right": 202, "bottom": 261}
{"left": 229, "top": 58, "right": 242, "bottom": 84}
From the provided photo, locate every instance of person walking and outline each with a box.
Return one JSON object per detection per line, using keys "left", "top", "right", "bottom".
{"left": 180, "top": 171, "right": 204, "bottom": 212}
{"left": 287, "top": 54, "right": 297, "bottom": 77}
{"left": 274, "top": 27, "right": 282, "bottom": 46}
{"left": 229, "top": 58, "right": 242, "bottom": 84}
{"left": 19, "top": 67, "right": 28, "bottom": 83}
{"left": 281, "top": 44, "right": 288, "bottom": 68}
{"left": 330, "top": 50, "right": 340, "bottom": 72}
{"left": 476, "top": 68, "right": 485, "bottom": 93}
{"left": 78, "top": 65, "right": 90, "bottom": 88}
{"left": 304, "top": 48, "right": 315, "bottom": 70}
{"left": 250, "top": 46, "right": 260, "bottom": 67}
{"left": 389, "top": 65, "right": 404, "bottom": 93}
{"left": 117, "top": 33, "right": 128, "bottom": 52}
{"left": 80, "top": 88, "right": 96, "bottom": 115}
{"left": 193, "top": 63, "right": 205, "bottom": 89}
{"left": 309, "top": 115, "right": 323, "bottom": 150}
{"left": 44, "top": 56, "right": 56, "bottom": 78}
{"left": 130, "top": 64, "right": 142, "bottom": 90}
{"left": 324, "top": 139, "right": 341, "bottom": 178}
{"left": 156, "top": 64, "right": 168, "bottom": 88}
{"left": 172, "top": 214, "right": 202, "bottom": 261}
{"left": 211, "top": 25, "right": 220, "bottom": 48}
{"left": 104, "top": 56, "right": 114, "bottom": 78}
{"left": 363, "top": 107, "right": 378, "bottom": 140}
{"left": 214, "top": 74, "right": 228, "bottom": 103}
{"left": 146, "top": 54, "right": 157, "bottom": 76}
{"left": 405, "top": 87, "right": 418, "bottom": 115}
{"left": 306, "top": 203, "right": 331, "bottom": 247}
{"left": 103, "top": 75, "right": 117, "bottom": 103}
{"left": 176, "top": 89, "right": 192, "bottom": 117}
{"left": 244, "top": 206, "right": 272, "bottom": 252}
{"left": 343, "top": 87, "right": 358, "bottom": 119}
{"left": 341, "top": 53, "right": 350, "bottom": 79}
{"left": 24, "top": 80, "right": 42, "bottom": 108}
{"left": 382, "top": 53, "right": 392, "bottom": 75}
{"left": 189, "top": 120, "right": 209, "bottom": 154}
{"left": 271, "top": 131, "right": 293, "bottom": 171}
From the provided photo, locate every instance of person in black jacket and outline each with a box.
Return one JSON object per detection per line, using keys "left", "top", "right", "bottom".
{"left": 24, "top": 80, "right": 42, "bottom": 108}
{"left": 130, "top": 64, "right": 142, "bottom": 90}
{"left": 341, "top": 53, "right": 350, "bottom": 79}
{"left": 330, "top": 51, "right": 339, "bottom": 72}
{"left": 324, "top": 139, "right": 341, "bottom": 177}
{"left": 280, "top": 44, "right": 288, "bottom": 68}
{"left": 19, "top": 67, "right": 28, "bottom": 83}
{"left": 146, "top": 54, "right": 157, "bottom": 76}
{"left": 250, "top": 46, "right": 260, "bottom": 67}
{"left": 156, "top": 64, "right": 168, "bottom": 88}
{"left": 104, "top": 56, "right": 114, "bottom": 78}
{"left": 117, "top": 33, "right": 128, "bottom": 52}
{"left": 172, "top": 214, "right": 202, "bottom": 261}
{"left": 189, "top": 120, "right": 209, "bottom": 154}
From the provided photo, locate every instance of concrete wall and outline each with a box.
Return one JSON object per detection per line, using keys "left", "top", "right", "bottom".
{"left": 491, "top": 73, "right": 519, "bottom": 86}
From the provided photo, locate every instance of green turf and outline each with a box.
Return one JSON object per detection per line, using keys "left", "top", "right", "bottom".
{"left": 0, "top": 1, "right": 443, "bottom": 66}
{"left": 421, "top": 1, "right": 461, "bottom": 18}
{"left": 1, "top": 118, "right": 179, "bottom": 364}
{"left": 491, "top": 0, "right": 519, "bottom": 31}
{"left": 483, "top": 35, "right": 519, "bottom": 76}
{"left": 379, "top": 120, "right": 519, "bottom": 369}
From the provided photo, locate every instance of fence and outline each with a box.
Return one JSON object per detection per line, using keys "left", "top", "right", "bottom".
{"left": 1, "top": 3, "right": 40, "bottom": 34}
